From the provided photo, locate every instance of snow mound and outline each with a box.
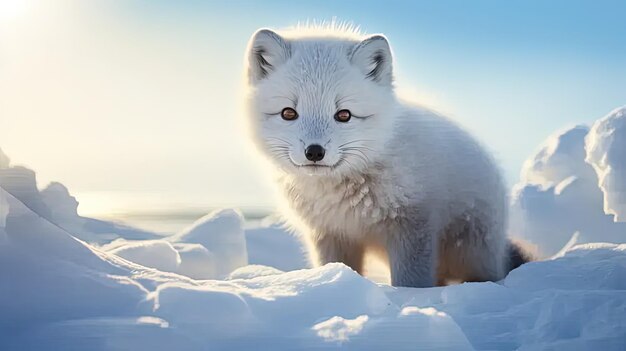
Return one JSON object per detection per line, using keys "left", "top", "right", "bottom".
{"left": 170, "top": 209, "right": 248, "bottom": 278}
{"left": 521, "top": 125, "right": 596, "bottom": 186}
{"left": 173, "top": 242, "right": 217, "bottom": 279}
{"left": 1, "top": 188, "right": 626, "bottom": 350}
{"left": 245, "top": 219, "right": 309, "bottom": 271}
{"left": 0, "top": 187, "right": 8, "bottom": 244}
{"left": 40, "top": 182, "right": 79, "bottom": 222}
{"left": 505, "top": 243, "right": 626, "bottom": 291}
{"left": 101, "top": 240, "right": 217, "bottom": 279}
{"left": 586, "top": 106, "right": 626, "bottom": 222}
{"left": 0, "top": 149, "right": 304, "bottom": 280}
{"left": 98, "top": 213, "right": 308, "bottom": 279}
{"left": 0, "top": 188, "right": 150, "bottom": 332}
{"left": 109, "top": 240, "right": 182, "bottom": 273}
{"left": 227, "top": 264, "right": 284, "bottom": 280}
{"left": 0, "top": 149, "right": 159, "bottom": 243}
{"left": 0, "top": 147, "right": 10, "bottom": 169}
{"left": 511, "top": 113, "right": 626, "bottom": 255}
{"left": 0, "top": 165, "right": 53, "bottom": 220}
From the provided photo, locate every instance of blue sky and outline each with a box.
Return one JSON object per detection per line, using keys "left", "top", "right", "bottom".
{"left": 125, "top": 0, "right": 626, "bottom": 176}
{"left": 1, "top": 0, "right": 625, "bottom": 216}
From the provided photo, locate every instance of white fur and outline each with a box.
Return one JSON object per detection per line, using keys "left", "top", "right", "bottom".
{"left": 244, "top": 25, "right": 509, "bottom": 287}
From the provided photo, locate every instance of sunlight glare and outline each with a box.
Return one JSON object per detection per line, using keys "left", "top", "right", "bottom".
{"left": 0, "top": 0, "right": 29, "bottom": 21}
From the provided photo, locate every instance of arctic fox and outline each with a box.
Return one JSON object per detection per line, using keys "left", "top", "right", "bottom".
{"left": 244, "top": 25, "right": 531, "bottom": 287}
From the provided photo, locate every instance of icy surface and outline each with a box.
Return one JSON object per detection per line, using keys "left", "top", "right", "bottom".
{"left": 1, "top": 188, "right": 625, "bottom": 350}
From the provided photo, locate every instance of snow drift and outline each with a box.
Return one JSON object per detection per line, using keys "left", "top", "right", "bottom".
{"left": 244, "top": 217, "right": 309, "bottom": 272}
{"left": 0, "top": 150, "right": 159, "bottom": 244}
{"left": 0, "top": 150, "right": 309, "bottom": 280}
{"left": 168, "top": 209, "right": 248, "bottom": 278}
{"left": 586, "top": 106, "right": 626, "bottom": 222}
{"left": 2, "top": 105, "right": 626, "bottom": 349}
{"left": 1, "top": 187, "right": 626, "bottom": 350}
{"left": 510, "top": 107, "right": 626, "bottom": 256}
{"left": 108, "top": 240, "right": 182, "bottom": 273}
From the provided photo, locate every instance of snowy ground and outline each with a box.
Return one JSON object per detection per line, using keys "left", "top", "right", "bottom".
{"left": 1, "top": 107, "right": 625, "bottom": 350}
{"left": 1, "top": 188, "right": 625, "bottom": 350}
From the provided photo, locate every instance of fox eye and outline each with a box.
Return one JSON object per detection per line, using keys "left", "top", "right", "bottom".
{"left": 281, "top": 107, "right": 298, "bottom": 120}
{"left": 335, "top": 109, "right": 352, "bottom": 122}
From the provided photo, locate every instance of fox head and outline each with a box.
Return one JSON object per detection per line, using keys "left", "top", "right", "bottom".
{"left": 244, "top": 26, "right": 398, "bottom": 178}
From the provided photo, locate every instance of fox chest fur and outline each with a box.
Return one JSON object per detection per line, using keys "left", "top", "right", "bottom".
{"left": 281, "top": 169, "right": 409, "bottom": 241}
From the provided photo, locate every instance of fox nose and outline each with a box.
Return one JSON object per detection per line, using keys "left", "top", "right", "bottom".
{"left": 305, "top": 144, "right": 325, "bottom": 162}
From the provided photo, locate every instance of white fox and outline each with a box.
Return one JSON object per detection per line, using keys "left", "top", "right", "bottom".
{"left": 244, "top": 24, "right": 531, "bottom": 287}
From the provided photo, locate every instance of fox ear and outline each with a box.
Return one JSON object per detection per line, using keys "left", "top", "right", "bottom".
{"left": 350, "top": 34, "right": 393, "bottom": 86}
{"left": 247, "top": 29, "right": 291, "bottom": 85}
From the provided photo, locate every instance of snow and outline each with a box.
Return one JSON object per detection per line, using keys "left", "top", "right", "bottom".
{"left": 0, "top": 165, "right": 53, "bottom": 220}
{"left": 108, "top": 240, "right": 182, "bottom": 273}
{"left": 312, "top": 315, "right": 369, "bottom": 342}
{"left": 245, "top": 217, "right": 310, "bottom": 271}
{"left": 1, "top": 186, "right": 625, "bottom": 350}
{"left": 100, "top": 239, "right": 219, "bottom": 279}
{"left": 96, "top": 210, "right": 307, "bottom": 280}
{"left": 173, "top": 242, "right": 218, "bottom": 279}
{"left": 169, "top": 209, "right": 249, "bottom": 278}
{"left": 0, "top": 160, "right": 159, "bottom": 244}
{"left": 0, "top": 147, "right": 10, "bottom": 169}
{"left": 96, "top": 209, "right": 305, "bottom": 280}
{"left": 586, "top": 106, "right": 626, "bottom": 222}
{"left": 2, "top": 107, "right": 626, "bottom": 349}
{"left": 227, "top": 264, "right": 284, "bottom": 280}
{"left": 40, "top": 181, "right": 79, "bottom": 222}
{"left": 510, "top": 115, "right": 626, "bottom": 256}
{"left": 0, "top": 190, "right": 150, "bottom": 336}
{"left": 0, "top": 184, "right": 7, "bottom": 244}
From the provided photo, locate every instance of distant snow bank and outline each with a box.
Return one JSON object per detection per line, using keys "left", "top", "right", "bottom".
{"left": 586, "top": 106, "right": 626, "bottom": 222}
{"left": 1, "top": 188, "right": 625, "bottom": 350}
{"left": 0, "top": 149, "right": 159, "bottom": 244}
{"left": 510, "top": 106, "right": 626, "bottom": 256}
{"left": 0, "top": 146, "right": 309, "bottom": 279}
